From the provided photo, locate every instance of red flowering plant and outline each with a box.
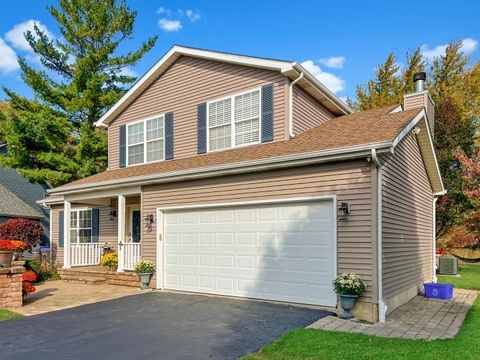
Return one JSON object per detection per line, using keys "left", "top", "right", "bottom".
{"left": 0, "top": 240, "right": 16, "bottom": 251}
{"left": 22, "top": 270, "right": 37, "bottom": 297}
{"left": 0, "top": 218, "right": 44, "bottom": 249}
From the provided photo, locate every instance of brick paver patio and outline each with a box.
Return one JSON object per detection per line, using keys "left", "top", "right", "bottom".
{"left": 308, "top": 289, "right": 478, "bottom": 340}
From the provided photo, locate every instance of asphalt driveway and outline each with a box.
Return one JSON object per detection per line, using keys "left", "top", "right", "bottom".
{"left": 0, "top": 292, "right": 332, "bottom": 360}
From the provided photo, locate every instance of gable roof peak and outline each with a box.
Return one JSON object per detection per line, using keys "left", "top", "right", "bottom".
{"left": 95, "top": 45, "right": 351, "bottom": 127}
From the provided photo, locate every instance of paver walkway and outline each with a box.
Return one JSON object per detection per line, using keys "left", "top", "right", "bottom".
{"left": 308, "top": 288, "right": 478, "bottom": 340}
{"left": 18, "top": 280, "right": 143, "bottom": 315}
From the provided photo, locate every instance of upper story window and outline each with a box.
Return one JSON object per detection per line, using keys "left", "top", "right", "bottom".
{"left": 127, "top": 115, "right": 165, "bottom": 166}
{"left": 207, "top": 89, "right": 260, "bottom": 152}
{"left": 70, "top": 209, "right": 92, "bottom": 243}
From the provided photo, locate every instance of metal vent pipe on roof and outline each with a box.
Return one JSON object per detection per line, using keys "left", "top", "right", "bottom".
{"left": 414, "top": 72, "right": 426, "bottom": 93}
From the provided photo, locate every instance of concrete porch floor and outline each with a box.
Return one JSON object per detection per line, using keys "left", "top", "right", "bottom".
{"left": 308, "top": 289, "right": 478, "bottom": 340}
{"left": 18, "top": 280, "right": 145, "bottom": 316}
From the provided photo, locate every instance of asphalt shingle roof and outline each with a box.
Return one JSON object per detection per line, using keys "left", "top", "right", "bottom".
{"left": 54, "top": 105, "right": 420, "bottom": 191}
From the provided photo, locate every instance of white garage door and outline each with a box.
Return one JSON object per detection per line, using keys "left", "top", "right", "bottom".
{"left": 162, "top": 199, "right": 336, "bottom": 307}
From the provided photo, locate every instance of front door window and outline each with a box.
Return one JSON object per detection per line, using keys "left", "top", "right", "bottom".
{"left": 131, "top": 210, "right": 141, "bottom": 243}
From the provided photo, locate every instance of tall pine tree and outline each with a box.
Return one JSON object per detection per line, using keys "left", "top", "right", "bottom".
{"left": 0, "top": 0, "right": 157, "bottom": 184}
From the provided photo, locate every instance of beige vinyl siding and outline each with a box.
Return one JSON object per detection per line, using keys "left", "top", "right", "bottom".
{"left": 382, "top": 132, "right": 434, "bottom": 300}
{"left": 108, "top": 56, "right": 287, "bottom": 170}
{"left": 51, "top": 205, "right": 63, "bottom": 266}
{"left": 292, "top": 86, "right": 335, "bottom": 134}
{"left": 142, "top": 160, "right": 377, "bottom": 301}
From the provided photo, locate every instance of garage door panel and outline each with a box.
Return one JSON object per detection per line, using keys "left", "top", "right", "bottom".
{"left": 163, "top": 200, "right": 336, "bottom": 307}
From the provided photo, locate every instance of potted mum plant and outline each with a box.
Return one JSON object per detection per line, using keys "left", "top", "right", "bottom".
{"left": 0, "top": 240, "right": 16, "bottom": 267}
{"left": 333, "top": 272, "right": 366, "bottom": 319}
{"left": 100, "top": 252, "right": 118, "bottom": 271}
{"left": 134, "top": 260, "right": 156, "bottom": 289}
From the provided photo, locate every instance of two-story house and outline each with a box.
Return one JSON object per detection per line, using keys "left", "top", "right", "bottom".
{"left": 40, "top": 46, "right": 444, "bottom": 322}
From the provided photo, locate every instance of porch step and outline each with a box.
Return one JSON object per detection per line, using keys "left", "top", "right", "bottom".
{"left": 59, "top": 268, "right": 140, "bottom": 288}
{"left": 62, "top": 275, "right": 107, "bottom": 285}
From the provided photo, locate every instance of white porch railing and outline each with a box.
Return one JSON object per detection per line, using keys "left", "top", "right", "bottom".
{"left": 123, "top": 243, "right": 141, "bottom": 270}
{"left": 70, "top": 243, "right": 105, "bottom": 267}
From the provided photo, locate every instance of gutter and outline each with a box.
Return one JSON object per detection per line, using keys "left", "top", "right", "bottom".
{"left": 48, "top": 142, "right": 394, "bottom": 195}
{"left": 371, "top": 148, "right": 387, "bottom": 323}
{"left": 288, "top": 72, "right": 304, "bottom": 138}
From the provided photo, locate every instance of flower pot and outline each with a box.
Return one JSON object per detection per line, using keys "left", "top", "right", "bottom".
{"left": 138, "top": 273, "right": 152, "bottom": 289}
{"left": 339, "top": 294, "right": 358, "bottom": 319}
{"left": 0, "top": 251, "right": 14, "bottom": 268}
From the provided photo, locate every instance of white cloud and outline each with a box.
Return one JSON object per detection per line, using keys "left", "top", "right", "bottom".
{"left": 5, "top": 19, "right": 54, "bottom": 52}
{"left": 186, "top": 10, "right": 200, "bottom": 22}
{"left": 156, "top": 7, "right": 171, "bottom": 16}
{"left": 0, "top": 38, "right": 19, "bottom": 73}
{"left": 421, "top": 38, "right": 478, "bottom": 60}
{"left": 319, "top": 56, "right": 346, "bottom": 69}
{"left": 119, "top": 66, "right": 137, "bottom": 77}
{"left": 158, "top": 18, "right": 182, "bottom": 32}
{"left": 301, "top": 60, "right": 346, "bottom": 94}
{"left": 461, "top": 38, "right": 478, "bottom": 54}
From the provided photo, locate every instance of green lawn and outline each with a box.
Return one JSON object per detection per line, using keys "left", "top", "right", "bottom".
{"left": 243, "top": 264, "right": 480, "bottom": 360}
{"left": 0, "top": 309, "right": 23, "bottom": 321}
{"left": 438, "top": 263, "right": 480, "bottom": 290}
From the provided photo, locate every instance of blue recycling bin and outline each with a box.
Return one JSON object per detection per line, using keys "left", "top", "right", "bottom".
{"left": 424, "top": 283, "right": 454, "bottom": 299}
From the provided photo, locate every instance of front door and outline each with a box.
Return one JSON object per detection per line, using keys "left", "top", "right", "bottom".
{"left": 128, "top": 207, "right": 141, "bottom": 243}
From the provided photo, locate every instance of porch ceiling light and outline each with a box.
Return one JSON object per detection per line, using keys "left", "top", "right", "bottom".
{"left": 338, "top": 202, "right": 350, "bottom": 221}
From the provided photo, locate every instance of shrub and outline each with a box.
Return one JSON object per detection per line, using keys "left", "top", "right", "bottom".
{"left": 134, "top": 260, "right": 156, "bottom": 274}
{"left": 22, "top": 281, "right": 36, "bottom": 296}
{"left": 22, "top": 270, "right": 37, "bottom": 282}
{"left": 0, "top": 219, "right": 43, "bottom": 249}
{"left": 333, "top": 273, "right": 367, "bottom": 297}
{"left": 27, "top": 260, "right": 60, "bottom": 282}
{"left": 100, "top": 252, "right": 118, "bottom": 271}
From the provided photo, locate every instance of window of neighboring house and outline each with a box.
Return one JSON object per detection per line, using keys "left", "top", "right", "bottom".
{"left": 207, "top": 89, "right": 260, "bottom": 152}
{"left": 127, "top": 115, "right": 165, "bottom": 166}
{"left": 70, "top": 209, "right": 92, "bottom": 243}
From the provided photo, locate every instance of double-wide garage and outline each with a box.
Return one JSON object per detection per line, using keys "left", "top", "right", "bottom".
{"left": 157, "top": 198, "right": 337, "bottom": 307}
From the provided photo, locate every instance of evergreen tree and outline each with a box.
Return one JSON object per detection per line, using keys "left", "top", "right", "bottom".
{"left": 1, "top": 0, "right": 157, "bottom": 184}
{"left": 354, "top": 48, "right": 426, "bottom": 111}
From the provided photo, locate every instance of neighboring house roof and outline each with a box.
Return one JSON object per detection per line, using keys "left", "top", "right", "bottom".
{"left": 0, "top": 146, "right": 50, "bottom": 219}
{"left": 48, "top": 105, "right": 444, "bottom": 196}
{"left": 94, "top": 45, "right": 352, "bottom": 128}
{"left": 0, "top": 183, "right": 43, "bottom": 219}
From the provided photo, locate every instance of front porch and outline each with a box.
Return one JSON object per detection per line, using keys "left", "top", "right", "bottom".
{"left": 60, "top": 187, "right": 146, "bottom": 273}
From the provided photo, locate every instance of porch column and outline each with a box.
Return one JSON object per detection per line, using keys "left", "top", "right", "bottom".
{"left": 117, "top": 194, "right": 126, "bottom": 272}
{"left": 63, "top": 200, "right": 71, "bottom": 269}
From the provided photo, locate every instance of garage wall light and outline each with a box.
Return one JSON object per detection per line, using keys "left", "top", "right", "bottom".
{"left": 338, "top": 202, "right": 350, "bottom": 221}
{"left": 144, "top": 214, "right": 155, "bottom": 230}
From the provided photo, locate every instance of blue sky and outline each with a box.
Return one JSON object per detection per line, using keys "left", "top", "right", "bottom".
{"left": 1, "top": 0, "right": 479, "bottom": 102}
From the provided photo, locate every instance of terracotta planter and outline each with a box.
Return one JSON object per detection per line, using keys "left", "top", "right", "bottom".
{"left": 0, "top": 251, "right": 14, "bottom": 268}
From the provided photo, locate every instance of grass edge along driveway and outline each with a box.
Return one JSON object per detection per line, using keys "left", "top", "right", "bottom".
{"left": 0, "top": 308, "right": 23, "bottom": 321}
{"left": 243, "top": 264, "right": 480, "bottom": 360}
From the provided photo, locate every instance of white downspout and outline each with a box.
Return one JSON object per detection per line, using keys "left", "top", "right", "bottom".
{"left": 433, "top": 197, "right": 438, "bottom": 283}
{"left": 288, "top": 72, "right": 304, "bottom": 138}
{"left": 371, "top": 148, "right": 387, "bottom": 322}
